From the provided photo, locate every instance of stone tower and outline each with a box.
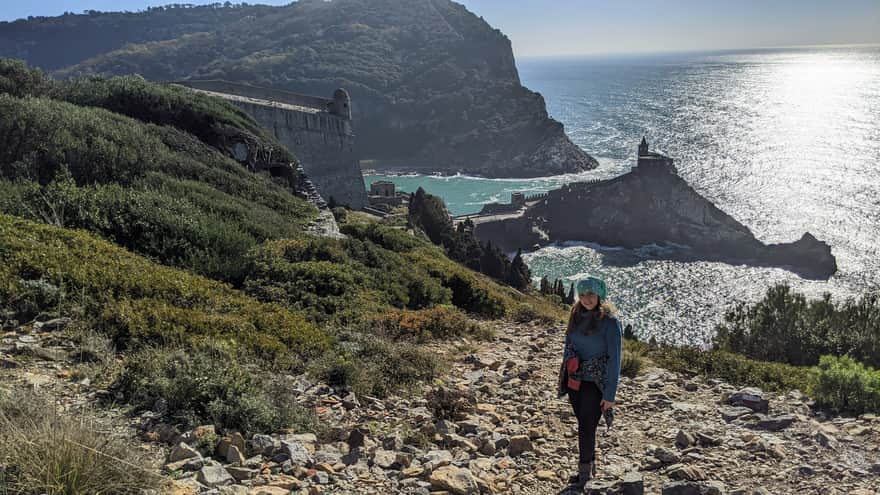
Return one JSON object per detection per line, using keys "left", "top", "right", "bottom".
{"left": 638, "top": 136, "right": 649, "bottom": 156}
{"left": 331, "top": 88, "right": 352, "bottom": 120}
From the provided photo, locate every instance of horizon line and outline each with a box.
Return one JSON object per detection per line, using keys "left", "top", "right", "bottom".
{"left": 515, "top": 42, "right": 880, "bottom": 60}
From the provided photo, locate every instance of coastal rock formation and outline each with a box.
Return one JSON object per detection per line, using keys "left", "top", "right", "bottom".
{"left": 472, "top": 141, "right": 838, "bottom": 279}
{"left": 0, "top": 0, "right": 597, "bottom": 177}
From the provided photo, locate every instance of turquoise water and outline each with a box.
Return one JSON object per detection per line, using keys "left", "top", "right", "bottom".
{"left": 363, "top": 46, "right": 880, "bottom": 346}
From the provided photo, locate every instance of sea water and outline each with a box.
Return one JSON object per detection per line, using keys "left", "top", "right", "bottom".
{"left": 364, "top": 46, "right": 880, "bottom": 346}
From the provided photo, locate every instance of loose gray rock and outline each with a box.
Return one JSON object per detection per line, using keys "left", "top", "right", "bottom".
{"left": 373, "top": 448, "right": 398, "bottom": 469}
{"left": 169, "top": 442, "right": 202, "bottom": 463}
{"left": 661, "top": 480, "right": 723, "bottom": 495}
{"left": 727, "top": 388, "right": 769, "bottom": 413}
{"left": 196, "top": 465, "right": 235, "bottom": 487}
{"left": 754, "top": 413, "right": 797, "bottom": 431}
{"left": 250, "top": 434, "right": 276, "bottom": 455}
{"left": 617, "top": 471, "right": 645, "bottom": 495}
{"left": 507, "top": 435, "right": 533, "bottom": 456}
{"left": 675, "top": 430, "right": 696, "bottom": 448}
{"left": 719, "top": 406, "right": 754, "bottom": 422}
{"left": 281, "top": 440, "right": 313, "bottom": 466}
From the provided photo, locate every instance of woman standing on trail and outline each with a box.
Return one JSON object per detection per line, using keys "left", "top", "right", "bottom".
{"left": 557, "top": 276, "right": 622, "bottom": 488}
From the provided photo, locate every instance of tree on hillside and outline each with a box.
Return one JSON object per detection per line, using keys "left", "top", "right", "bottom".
{"left": 506, "top": 248, "right": 531, "bottom": 291}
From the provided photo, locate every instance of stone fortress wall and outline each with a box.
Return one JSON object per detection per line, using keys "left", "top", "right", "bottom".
{"left": 173, "top": 80, "right": 366, "bottom": 209}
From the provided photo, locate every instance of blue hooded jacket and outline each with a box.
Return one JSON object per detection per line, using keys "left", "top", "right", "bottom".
{"left": 563, "top": 314, "right": 623, "bottom": 402}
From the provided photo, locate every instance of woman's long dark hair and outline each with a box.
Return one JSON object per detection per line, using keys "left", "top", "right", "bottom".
{"left": 566, "top": 297, "right": 616, "bottom": 335}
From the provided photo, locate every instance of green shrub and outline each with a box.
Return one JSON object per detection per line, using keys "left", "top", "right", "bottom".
{"left": 58, "top": 75, "right": 296, "bottom": 165}
{"left": 715, "top": 284, "right": 880, "bottom": 368}
{"left": 341, "top": 221, "right": 427, "bottom": 252}
{"left": 0, "top": 388, "right": 160, "bottom": 495}
{"left": 0, "top": 214, "right": 331, "bottom": 362}
{"left": 0, "top": 58, "right": 54, "bottom": 98}
{"left": 0, "top": 65, "right": 318, "bottom": 283}
{"left": 809, "top": 355, "right": 880, "bottom": 415}
{"left": 308, "top": 331, "right": 439, "bottom": 398}
{"left": 647, "top": 344, "right": 813, "bottom": 392}
{"left": 244, "top": 237, "right": 450, "bottom": 324}
{"left": 620, "top": 349, "right": 645, "bottom": 378}
{"left": 507, "top": 302, "right": 560, "bottom": 325}
{"left": 112, "top": 342, "right": 321, "bottom": 434}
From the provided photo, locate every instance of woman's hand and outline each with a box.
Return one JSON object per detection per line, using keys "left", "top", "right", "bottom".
{"left": 600, "top": 399, "right": 615, "bottom": 412}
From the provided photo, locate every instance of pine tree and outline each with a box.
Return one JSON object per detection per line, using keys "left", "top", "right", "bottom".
{"left": 506, "top": 248, "right": 531, "bottom": 290}
{"left": 566, "top": 283, "right": 575, "bottom": 304}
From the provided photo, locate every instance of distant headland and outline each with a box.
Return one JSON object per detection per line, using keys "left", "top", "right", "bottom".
{"left": 458, "top": 138, "right": 838, "bottom": 280}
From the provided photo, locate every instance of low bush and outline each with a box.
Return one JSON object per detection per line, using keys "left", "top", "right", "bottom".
{"left": 0, "top": 214, "right": 331, "bottom": 362}
{"left": 307, "top": 330, "right": 440, "bottom": 398}
{"left": 620, "top": 349, "right": 645, "bottom": 378}
{"left": 244, "top": 237, "right": 451, "bottom": 325}
{"left": 112, "top": 342, "right": 321, "bottom": 434}
{"left": 644, "top": 343, "right": 813, "bottom": 393}
{"left": 507, "top": 302, "right": 561, "bottom": 325}
{"left": 370, "top": 305, "right": 489, "bottom": 342}
{"left": 809, "top": 355, "right": 880, "bottom": 415}
{"left": 0, "top": 388, "right": 160, "bottom": 495}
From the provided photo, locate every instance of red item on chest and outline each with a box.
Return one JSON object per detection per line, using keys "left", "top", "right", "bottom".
{"left": 566, "top": 353, "right": 581, "bottom": 390}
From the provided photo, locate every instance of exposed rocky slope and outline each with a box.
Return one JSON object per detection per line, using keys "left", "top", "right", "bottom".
{"left": 3, "top": 318, "right": 877, "bottom": 495}
{"left": 473, "top": 167, "right": 838, "bottom": 279}
{"left": 0, "top": 0, "right": 597, "bottom": 178}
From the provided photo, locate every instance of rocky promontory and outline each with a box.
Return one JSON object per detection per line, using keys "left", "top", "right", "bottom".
{"left": 0, "top": 0, "right": 597, "bottom": 178}
{"left": 472, "top": 154, "right": 837, "bottom": 279}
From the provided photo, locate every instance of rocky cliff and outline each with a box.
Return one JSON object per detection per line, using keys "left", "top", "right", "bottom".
{"left": 473, "top": 166, "right": 838, "bottom": 280}
{"left": 0, "top": 0, "right": 597, "bottom": 178}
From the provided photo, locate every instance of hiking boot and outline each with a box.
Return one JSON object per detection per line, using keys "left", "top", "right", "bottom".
{"left": 568, "top": 461, "right": 593, "bottom": 488}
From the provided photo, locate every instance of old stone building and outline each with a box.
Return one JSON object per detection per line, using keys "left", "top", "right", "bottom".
{"left": 635, "top": 136, "right": 677, "bottom": 175}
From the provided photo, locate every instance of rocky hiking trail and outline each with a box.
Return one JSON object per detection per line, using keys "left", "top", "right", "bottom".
{"left": 3, "top": 318, "right": 879, "bottom": 494}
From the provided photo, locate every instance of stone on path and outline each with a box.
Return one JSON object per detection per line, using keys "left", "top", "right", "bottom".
{"left": 428, "top": 466, "right": 480, "bottom": 495}
{"left": 196, "top": 465, "right": 235, "bottom": 488}
{"left": 754, "top": 413, "right": 797, "bottom": 431}
{"left": 617, "top": 471, "right": 645, "bottom": 495}
{"left": 281, "top": 440, "right": 313, "bottom": 465}
{"left": 719, "top": 406, "right": 754, "bottom": 422}
{"left": 661, "top": 480, "right": 724, "bottom": 495}
{"left": 169, "top": 442, "right": 202, "bottom": 462}
{"left": 507, "top": 435, "right": 533, "bottom": 456}
{"left": 727, "top": 388, "right": 769, "bottom": 413}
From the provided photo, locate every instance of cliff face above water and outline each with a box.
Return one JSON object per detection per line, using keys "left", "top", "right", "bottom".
{"left": 473, "top": 165, "right": 838, "bottom": 280}
{"left": 0, "top": 0, "right": 597, "bottom": 178}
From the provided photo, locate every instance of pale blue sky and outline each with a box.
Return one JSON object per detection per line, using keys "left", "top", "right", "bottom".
{"left": 2, "top": 0, "right": 879, "bottom": 56}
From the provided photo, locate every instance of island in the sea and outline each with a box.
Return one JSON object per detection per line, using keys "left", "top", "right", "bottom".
{"left": 461, "top": 138, "right": 838, "bottom": 280}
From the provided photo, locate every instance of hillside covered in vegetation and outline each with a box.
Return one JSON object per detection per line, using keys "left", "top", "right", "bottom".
{"left": 0, "top": 0, "right": 597, "bottom": 177}
{"left": 0, "top": 58, "right": 564, "bottom": 420}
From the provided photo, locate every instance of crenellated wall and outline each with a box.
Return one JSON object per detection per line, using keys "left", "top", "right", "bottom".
{"left": 174, "top": 81, "right": 367, "bottom": 209}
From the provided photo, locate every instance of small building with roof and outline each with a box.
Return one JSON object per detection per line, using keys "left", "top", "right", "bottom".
{"left": 635, "top": 136, "right": 677, "bottom": 175}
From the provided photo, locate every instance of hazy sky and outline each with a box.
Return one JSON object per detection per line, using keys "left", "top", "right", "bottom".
{"left": 2, "top": 0, "right": 879, "bottom": 56}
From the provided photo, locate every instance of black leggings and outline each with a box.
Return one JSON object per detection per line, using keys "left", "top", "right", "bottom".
{"left": 568, "top": 382, "right": 602, "bottom": 463}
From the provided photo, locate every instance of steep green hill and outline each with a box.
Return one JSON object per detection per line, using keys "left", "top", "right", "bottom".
{"left": 0, "top": 0, "right": 597, "bottom": 177}
{"left": 0, "top": 59, "right": 317, "bottom": 284}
